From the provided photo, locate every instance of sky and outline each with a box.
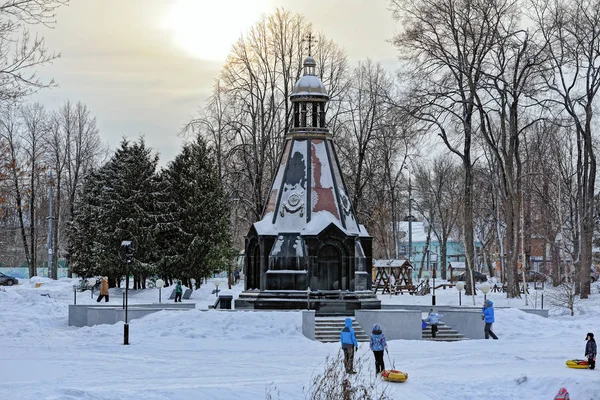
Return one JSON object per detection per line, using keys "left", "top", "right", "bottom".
{"left": 31, "top": 0, "right": 399, "bottom": 164}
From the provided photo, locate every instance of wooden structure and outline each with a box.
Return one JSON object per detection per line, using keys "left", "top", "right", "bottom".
{"left": 373, "top": 260, "right": 416, "bottom": 295}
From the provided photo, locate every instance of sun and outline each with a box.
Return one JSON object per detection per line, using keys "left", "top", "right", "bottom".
{"left": 162, "top": 0, "right": 269, "bottom": 61}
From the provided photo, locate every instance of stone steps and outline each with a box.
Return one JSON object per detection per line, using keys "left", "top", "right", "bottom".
{"left": 315, "top": 317, "right": 369, "bottom": 343}
{"left": 422, "top": 322, "right": 465, "bottom": 341}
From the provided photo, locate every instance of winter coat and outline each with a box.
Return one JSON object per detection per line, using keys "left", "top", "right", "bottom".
{"left": 554, "top": 387, "right": 570, "bottom": 400}
{"left": 482, "top": 301, "right": 495, "bottom": 323}
{"left": 586, "top": 339, "right": 597, "bottom": 358}
{"left": 175, "top": 282, "right": 183, "bottom": 294}
{"left": 100, "top": 279, "right": 109, "bottom": 295}
{"left": 424, "top": 312, "right": 444, "bottom": 325}
{"left": 340, "top": 318, "right": 358, "bottom": 349}
{"left": 370, "top": 324, "right": 387, "bottom": 352}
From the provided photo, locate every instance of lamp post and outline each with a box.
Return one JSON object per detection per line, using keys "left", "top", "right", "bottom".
{"left": 431, "top": 258, "right": 436, "bottom": 306}
{"left": 456, "top": 281, "right": 465, "bottom": 306}
{"left": 88, "top": 277, "right": 97, "bottom": 299}
{"left": 120, "top": 240, "right": 134, "bottom": 345}
{"left": 156, "top": 279, "right": 165, "bottom": 303}
{"left": 480, "top": 282, "right": 491, "bottom": 303}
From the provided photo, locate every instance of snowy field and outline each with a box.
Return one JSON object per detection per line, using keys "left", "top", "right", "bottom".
{"left": 1, "top": 278, "right": 600, "bottom": 400}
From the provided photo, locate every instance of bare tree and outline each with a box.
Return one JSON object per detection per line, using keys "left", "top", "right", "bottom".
{"left": 548, "top": 281, "right": 578, "bottom": 316}
{"left": 413, "top": 156, "right": 462, "bottom": 279}
{"left": 390, "top": 0, "right": 516, "bottom": 294}
{"left": 189, "top": 9, "right": 348, "bottom": 237}
{"left": 531, "top": 0, "right": 600, "bottom": 298}
{"left": 0, "top": 104, "right": 30, "bottom": 272}
{"left": 44, "top": 112, "right": 65, "bottom": 279}
{"left": 475, "top": 19, "right": 549, "bottom": 296}
{"left": 336, "top": 60, "right": 395, "bottom": 217}
{"left": 56, "top": 101, "right": 101, "bottom": 276}
{"left": 20, "top": 102, "right": 48, "bottom": 277}
{"left": 0, "top": 0, "right": 66, "bottom": 102}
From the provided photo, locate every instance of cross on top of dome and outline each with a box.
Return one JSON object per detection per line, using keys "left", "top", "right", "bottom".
{"left": 304, "top": 31, "right": 317, "bottom": 57}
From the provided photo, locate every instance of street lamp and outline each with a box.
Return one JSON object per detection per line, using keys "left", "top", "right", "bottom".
{"left": 431, "top": 262, "right": 436, "bottom": 306}
{"left": 456, "top": 281, "right": 465, "bottom": 306}
{"left": 480, "top": 282, "right": 491, "bottom": 303}
{"left": 156, "top": 279, "right": 165, "bottom": 303}
{"left": 120, "top": 240, "right": 134, "bottom": 345}
{"left": 88, "top": 277, "right": 97, "bottom": 299}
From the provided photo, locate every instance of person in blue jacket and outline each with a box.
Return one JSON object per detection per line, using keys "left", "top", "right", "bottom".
{"left": 482, "top": 299, "right": 498, "bottom": 339}
{"left": 340, "top": 317, "right": 359, "bottom": 374}
{"left": 369, "top": 324, "right": 388, "bottom": 374}
{"left": 423, "top": 308, "right": 444, "bottom": 338}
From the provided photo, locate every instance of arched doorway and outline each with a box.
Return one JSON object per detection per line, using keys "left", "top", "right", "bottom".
{"left": 246, "top": 242, "right": 261, "bottom": 290}
{"left": 313, "top": 244, "right": 343, "bottom": 290}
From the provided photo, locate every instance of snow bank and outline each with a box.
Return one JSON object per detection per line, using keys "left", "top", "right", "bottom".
{"left": 2, "top": 278, "right": 600, "bottom": 399}
{"left": 136, "top": 309, "right": 303, "bottom": 340}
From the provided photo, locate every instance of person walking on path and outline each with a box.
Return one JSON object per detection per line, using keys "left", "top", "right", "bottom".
{"left": 174, "top": 280, "right": 183, "bottom": 302}
{"left": 96, "top": 277, "right": 109, "bottom": 303}
{"left": 234, "top": 268, "right": 240, "bottom": 285}
{"left": 482, "top": 299, "right": 498, "bottom": 339}
{"left": 585, "top": 332, "right": 596, "bottom": 370}
{"left": 369, "top": 324, "right": 388, "bottom": 374}
{"left": 340, "top": 317, "right": 359, "bottom": 374}
{"left": 424, "top": 308, "right": 444, "bottom": 339}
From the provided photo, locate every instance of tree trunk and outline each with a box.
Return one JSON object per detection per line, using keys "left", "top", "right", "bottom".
{"left": 440, "top": 241, "right": 448, "bottom": 280}
{"left": 463, "top": 154, "right": 476, "bottom": 296}
{"left": 52, "top": 175, "right": 61, "bottom": 280}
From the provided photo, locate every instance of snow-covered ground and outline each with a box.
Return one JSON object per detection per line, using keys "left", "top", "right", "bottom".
{"left": 1, "top": 278, "right": 599, "bottom": 399}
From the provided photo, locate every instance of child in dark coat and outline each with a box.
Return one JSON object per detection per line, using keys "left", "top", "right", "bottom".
{"left": 585, "top": 332, "right": 596, "bottom": 370}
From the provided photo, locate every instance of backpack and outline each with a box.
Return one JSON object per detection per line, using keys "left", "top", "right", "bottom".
{"left": 554, "top": 387, "right": 570, "bottom": 400}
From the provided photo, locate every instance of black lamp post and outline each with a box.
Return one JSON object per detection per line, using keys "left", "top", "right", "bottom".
{"left": 120, "top": 240, "right": 134, "bottom": 345}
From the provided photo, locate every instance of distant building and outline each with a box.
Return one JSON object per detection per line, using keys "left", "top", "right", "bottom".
{"left": 396, "top": 220, "right": 482, "bottom": 279}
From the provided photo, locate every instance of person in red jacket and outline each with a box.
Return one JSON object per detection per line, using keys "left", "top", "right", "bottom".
{"left": 554, "top": 387, "right": 570, "bottom": 400}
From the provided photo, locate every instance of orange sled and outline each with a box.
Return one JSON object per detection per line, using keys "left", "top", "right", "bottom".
{"left": 381, "top": 369, "right": 408, "bottom": 383}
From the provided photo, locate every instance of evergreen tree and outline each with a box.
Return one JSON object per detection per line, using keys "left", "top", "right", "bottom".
{"left": 161, "top": 135, "right": 236, "bottom": 287}
{"left": 69, "top": 138, "right": 167, "bottom": 285}
{"left": 68, "top": 169, "right": 102, "bottom": 278}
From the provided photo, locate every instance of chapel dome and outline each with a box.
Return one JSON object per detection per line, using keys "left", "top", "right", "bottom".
{"left": 290, "top": 56, "right": 329, "bottom": 100}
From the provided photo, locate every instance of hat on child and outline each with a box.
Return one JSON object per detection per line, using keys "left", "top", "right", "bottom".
{"left": 586, "top": 332, "right": 594, "bottom": 340}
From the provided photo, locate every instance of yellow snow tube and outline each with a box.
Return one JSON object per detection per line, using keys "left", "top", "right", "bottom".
{"left": 566, "top": 359, "right": 589, "bottom": 369}
{"left": 381, "top": 369, "right": 408, "bottom": 382}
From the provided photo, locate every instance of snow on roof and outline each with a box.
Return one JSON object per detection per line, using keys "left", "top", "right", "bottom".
{"left": 303, "top": 210, "right": 347, "bottom": 235}
{"left": 448, "top": 261, "right": 466, "bottom": 269}
{"left": 373, "top": 259, "right": 409, "bottom": 267}
{"left": 254, "top": 212, "right": 278, "bottom": 236}
{"left": 291, "top": 74, "right": 328, "bottom": 97}
{"left": 254, "top": 137, "right": 367, "bottom": 238}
